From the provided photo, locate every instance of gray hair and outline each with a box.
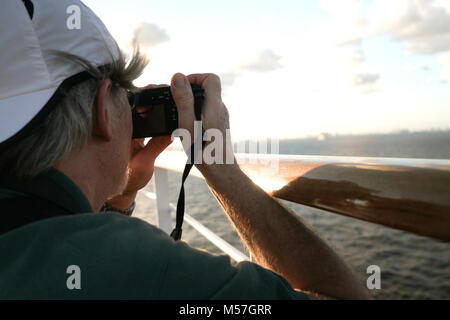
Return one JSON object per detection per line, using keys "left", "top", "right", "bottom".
{"left": 0, "top": 47, "right": 148, "bottom": 180}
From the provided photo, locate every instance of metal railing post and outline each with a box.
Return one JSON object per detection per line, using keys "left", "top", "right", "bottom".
{"left": 154, "top": 167, "right": 172, "bottom": 234}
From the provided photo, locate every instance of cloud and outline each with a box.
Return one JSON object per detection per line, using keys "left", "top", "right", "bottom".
{"left": 349, "top": 46, "right": 366, "bottom": 65}
{"left": 218, "top": 49, "right": 282, "bottom": 90}
{"left": 323, "top": 0, "right": 450, "bottom": 55}
{"left": 132, "top": 23, "right": 169, "bottom": 49}
{"left": 237, "top": 49, "right": 282, "bottom": 72}
{"left": 404, "top": 34, "right": 450, "bottom": 55}
{"left": 353, "top": 72, "right": 380, "bottom": 86}
{"left": 370, "top": 0, "right": 450, "bottom": 55}
{"left": 340, "top": 43, "right": 381, "bottom": 93}
{"left": 352, "top": 72, "right": 380, "bottom": 93}
{"left": 367, "top": 1, "right": 450, "bottom": 86}
{"left": 321, "top": 0, "right": 450, "bottom": 88}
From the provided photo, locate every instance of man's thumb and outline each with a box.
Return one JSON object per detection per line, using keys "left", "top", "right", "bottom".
{"left": 171, "top": 73, "right": 194, "bottom": 112}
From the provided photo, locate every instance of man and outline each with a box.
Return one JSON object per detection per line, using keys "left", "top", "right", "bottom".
{"left": 0, "top": 0, "right": 369, "bottom": 299}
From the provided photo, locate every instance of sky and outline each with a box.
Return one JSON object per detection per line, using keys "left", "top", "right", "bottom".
{"left": 83, "top": 0, "right": 450, "bottom": 140}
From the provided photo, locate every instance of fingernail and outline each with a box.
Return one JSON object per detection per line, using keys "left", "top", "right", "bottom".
{"left": 173, "top": 73, "right": 186, "bottom": 88}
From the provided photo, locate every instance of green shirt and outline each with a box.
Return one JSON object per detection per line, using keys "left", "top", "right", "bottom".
{"left": 0, "top": 169, "right": 308, "bottom": 299}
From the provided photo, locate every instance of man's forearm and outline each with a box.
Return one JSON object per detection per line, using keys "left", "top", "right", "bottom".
{"left": 198, "top": 163, "right": 370, "bottom": 299}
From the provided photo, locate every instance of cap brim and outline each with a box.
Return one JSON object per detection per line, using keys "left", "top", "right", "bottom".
{"left": 0, "top": 87, "right": 58, "bottom": 144}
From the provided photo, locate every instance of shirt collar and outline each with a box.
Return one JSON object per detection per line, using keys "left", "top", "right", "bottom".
{"left": 0, "top": 168, "right": 93, "bottom": 214}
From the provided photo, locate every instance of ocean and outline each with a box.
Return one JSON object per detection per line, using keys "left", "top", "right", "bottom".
{"left": 133, "top": 130, "right": 450, "bottom": 299}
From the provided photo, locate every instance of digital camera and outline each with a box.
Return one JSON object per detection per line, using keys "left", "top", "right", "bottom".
{"left": 130, "top": 84, "right": 205, "bottom": 138}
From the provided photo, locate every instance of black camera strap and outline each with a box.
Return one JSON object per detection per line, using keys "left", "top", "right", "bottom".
{"left": 170, "top": 93, "right": 205, "bottom": 241}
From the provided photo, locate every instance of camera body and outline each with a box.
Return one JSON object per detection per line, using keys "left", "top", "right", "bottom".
{"left": 131, "top": 84, "right": 205, "bottom": 138}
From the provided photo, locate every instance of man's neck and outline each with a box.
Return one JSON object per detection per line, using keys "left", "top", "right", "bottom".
{"left": 55, "top": 145, "right": 118, "bottom": 212}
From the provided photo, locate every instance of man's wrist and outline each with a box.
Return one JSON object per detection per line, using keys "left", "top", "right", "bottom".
{"left": 103, "top": 191, "right": 137, "bottom": 213}
{"left": 101, "top": 200, "right": 136, "bottom": 216}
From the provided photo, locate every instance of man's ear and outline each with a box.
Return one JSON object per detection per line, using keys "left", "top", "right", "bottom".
{"left": 93, "top": 79, "right": 113, "bottom": 141}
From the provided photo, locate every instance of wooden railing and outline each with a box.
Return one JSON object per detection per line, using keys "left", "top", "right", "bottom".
{"left": 146, "top": 151, "right": 450, "bottom": 260}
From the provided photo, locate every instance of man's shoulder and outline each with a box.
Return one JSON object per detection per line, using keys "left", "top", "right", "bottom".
{"left": 1, "top": 212, "right": 178, "bottom": 271}
{"left": 0, "top": 211, "right": 168, "bottom": 247}
{"left": 0, "top": 212, "right": 232, "bottom": 298}
{"left": 0, "top": 213, "right": 161, "bottom": 296}
{"left": 0, "top": 213, "right": 308, "bottom": 299}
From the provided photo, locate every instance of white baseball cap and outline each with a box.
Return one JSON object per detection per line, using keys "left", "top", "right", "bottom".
{"left": 0, "top": 0, "right": 119, "bottom": 147}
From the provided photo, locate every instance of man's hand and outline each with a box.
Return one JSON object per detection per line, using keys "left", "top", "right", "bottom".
{"left": 170, "top": 73, "right": 234, "bottom": 168}
{"left": 105, "top": 84, "right": 173, "bottom": 211}
{"left": 126, "top": 136, "right": 173, "bottom": 192}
